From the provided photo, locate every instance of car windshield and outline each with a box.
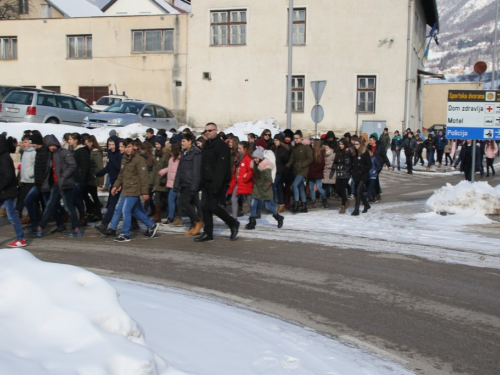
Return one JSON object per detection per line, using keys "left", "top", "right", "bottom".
{"left": 96, "top": 97, "right": 123, "bottom": 106}
{"left": 104, "top": 102, "right": 142, "bottom": 114}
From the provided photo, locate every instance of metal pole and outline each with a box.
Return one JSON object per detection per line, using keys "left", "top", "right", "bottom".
{"left": 493, "top": 0, "right": 499, "bottom": 88}
{"left": 471, "top": 140, "right": 476, "bottom": 183}
{"left": 286, "top": 0, "right": 294, "bottom": 130}
{"left": 403, "top": 0, "right": 413, "bottom": 132}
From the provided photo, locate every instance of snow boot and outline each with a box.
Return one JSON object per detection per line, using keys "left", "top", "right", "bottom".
{"left": 339, "top": 206, "right": 346, "bottom": 214}
{"left": 351, "top": 209, "right": 360, "bottom": 216}
{"left": 273, "top": 214, "right": 284, "bottom": 228}
{"left": 245, "top": 217, "right": 256, "bottom": 230}
{"left": 362, "top": 203, "right": 371, "bottom": 213}
{"left": 299, "top": 202, "right": 308, "bottom": 213}
{"left": 152, "top": 205, "right": 162, "bottom": 223}
{"left": 291, "top": 202, "right": 299, "bottom": 214}
{"left": 322, "top": 199, "right": 329, "bottom": 209}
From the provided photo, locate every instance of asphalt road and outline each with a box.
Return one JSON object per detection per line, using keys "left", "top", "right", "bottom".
{"left": 1, "top": 171, "right": 499, "bottom": 375}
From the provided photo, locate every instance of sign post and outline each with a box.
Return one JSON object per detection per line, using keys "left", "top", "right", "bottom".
{"left": 310, "top": 80, "right": 327, "bottom": 137}
{"left": 446, "top": 90, "right": 500, "bottom": 181}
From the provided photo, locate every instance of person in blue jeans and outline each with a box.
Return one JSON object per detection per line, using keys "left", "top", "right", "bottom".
{"left": 111, "top": 138, "right": 159, "bottom": 242}
{"left": 367, "top": 149, "right": 382, "bottom": 202}
{"left": 0, "top": 134, "right": 27, "bottom": 247}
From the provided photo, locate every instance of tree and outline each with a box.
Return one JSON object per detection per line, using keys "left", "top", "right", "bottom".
{"left": 0, "top": 0, "right": 29, "bottom": 20}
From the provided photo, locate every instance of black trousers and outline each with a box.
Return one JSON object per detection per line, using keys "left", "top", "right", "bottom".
{"left": 335, "top": 178, "right": 349, "bottom": 206}
{"left": 405, "top": 151, "right": 413, "bottom": 173}
{"left": 201, "top": 187, "right": 237, "bottom": 236}
{"left": 354, "top": 180, "right": 369, "bottom": 210}
{"left": 179, "top": 187, "right": 199, "bottom": 224}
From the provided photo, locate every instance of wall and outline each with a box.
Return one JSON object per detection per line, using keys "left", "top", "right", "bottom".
{"left": 104, "top": 0, "right": 167, "bottom": 16}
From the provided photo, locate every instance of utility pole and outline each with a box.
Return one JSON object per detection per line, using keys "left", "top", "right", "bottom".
{"left": 493, "top": 0, "right": 499, "bottom": 88}
{"left": 286, "top": 0, "right": 294, "bottom": 130}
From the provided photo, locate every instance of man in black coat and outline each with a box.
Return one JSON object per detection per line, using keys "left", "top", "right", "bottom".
{"left": 368, "top": 135, "right": 391, "bottom": 200}
{"left": 195, "top": 122, "right": 239, "bottom": 242}
{"left": 0, "top": 134, "right": 26, "bottom": 247}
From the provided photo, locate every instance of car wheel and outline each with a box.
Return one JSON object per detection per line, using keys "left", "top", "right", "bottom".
{"left": 46, "top": 118, "right": 59, "bottom": 124}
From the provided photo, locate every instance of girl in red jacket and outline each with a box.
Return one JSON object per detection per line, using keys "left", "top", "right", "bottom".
{"left": 228, "top": 141, "right": 254, "bottom": 218}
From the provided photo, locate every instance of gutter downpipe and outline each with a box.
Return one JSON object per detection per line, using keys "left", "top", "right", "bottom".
{"left": 403, "top": 0, "right": 413, "bottom": 133}
{"left": 286, "top": 0, "right": 294, "bottom": 130}
{"left": 493, "top": 0, "right": 499, "bottom": 88}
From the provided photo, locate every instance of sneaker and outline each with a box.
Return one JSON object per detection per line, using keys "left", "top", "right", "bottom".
{"left": 104, "top": 228, "right": 116, "bottom": 237}
{"left": 33, "top": 226, "right": 43, "bottom": 237}
{"left": 66, "top": 227, "right": 83, "bottom": 237}
{"left": 7, "top": 239, "right": 27, "bottom": 248}
{"left": 147, "top": 222, "right": 160, "bottom": 238}
{"left": 50, "top": 225, "right": 67, "bottom": 234}
{"left": 114, "top": 234, "right": 131, "bottom": 242}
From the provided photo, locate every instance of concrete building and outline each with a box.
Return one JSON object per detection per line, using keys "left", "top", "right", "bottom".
{"left": 186, "top": 0, "right": 439, "bottom": 134}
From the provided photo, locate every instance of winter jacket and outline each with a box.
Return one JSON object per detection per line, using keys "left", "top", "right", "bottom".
{"left": 435, "top": 133, "right": 447, "bottom": 151}
{"left": 424, "top": 137, "right": 436, "bottom": 152}
{"left": 159, "top": 155, "right": 180, "bottom": 189}
{"left": 251, "top": 159, "right": 274, "bottom": 201}
{"left": 41, "top": 135, "right": 77, "bottom": 193}
{"left": 379, "top": 133, "right": 391, "bottom": 150}
{"left": 114, "top": 150, "right": 149, "bottom": 197}
{"left": 322, "top": 149, "right": 336, "bottom": 184}
{"left": 0, "top": 135, "right": 18, "bottom": 200}
{"left": 95, "top": 136, "right": 122, "bottom": 185}
{"left": 150, "top": 148, "right": 170, "bottom": 192}
{"left": 308, "top": 152, "right": 325, "bottom": 180}
{"left": 369, "top": 155, "right": 382, "bottom": 179}
{"left": 485, "top": 142, "right": 499, "bottom": 159}
{"left": 286, "top": 142, "right": 313, "bottom": 177}
{"left": 88, "top": 148, "right": 104, "bottom": 186}
{"left": 391, "top": 136, "right": 403, "bottom": 151}
{"left": 444, "top": 140, "right": 453, "bottom": 154}
{"left": 34, "top": 144, "right": 50, "bottom": 191}
{"left": 323, "top": 131, "right": 338, "bottom": 150}
{"left": 351, "top": 150, "right": 372, "bottom": 182}
{"left": 271, "top": 144, "right": 290, "bottom": 174}
{"left": 370, "top": 142, "right": 391, "bottom": 168}
{"left": 20, "top": 147, "right": 36, "bottom": 183}
{"left": 402, "top": 137, "right": 417, "bottom": 153}
{"left": 174, "top": 146, "right": 202, "bottom": 192}
{"left": 333, "top": 149, "right": 352, "bottom": 180}
{"left": 72, "top": 144, "right": 91, "bottom": 184}
{"left": 201, "top": 136, "right": 232, "bottom": 193}
{"left": 228, "top": 153, "right": 254, "bottom": 196}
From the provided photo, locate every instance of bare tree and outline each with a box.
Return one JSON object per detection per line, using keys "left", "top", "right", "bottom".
{"left": 0, "top": 0, "right": 31, "bottom": 20}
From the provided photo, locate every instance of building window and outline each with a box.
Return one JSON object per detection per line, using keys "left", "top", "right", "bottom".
{"left": 290, "top": 75, "right": 305, "bottom": 112}
{"left": 210, "top": 10, "right": 247, "bottom": 46}
{"left": 18, "top": 0, "right": 29, "bottom": 14}
{"left": 0, "top": 37, "right": 17, "bottom": 60}
{"left": 357, "top": 76, "right": 376, "bottom": 113}
{"left": 132, "top": 29, "right": 174, "bottom": 53}
{"left": 67, "top": 35, "right": 92, "bottom": 59}
{"left": 291, "top": 8, "right": 306, "bottom": 45}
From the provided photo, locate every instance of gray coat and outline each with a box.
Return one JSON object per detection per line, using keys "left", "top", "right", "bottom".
{"left": 41, "top": 135, "right": 77, "bottom": 192}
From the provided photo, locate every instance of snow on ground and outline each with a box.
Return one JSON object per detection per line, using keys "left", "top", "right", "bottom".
{"left": 0, "top": 122, "right": 171, "bottom": 145}
{"left": 0, "top": 249, "right": 417, "bottom": 375}
{"left": 0, "top": 249, "right": 182, "bottom": 375}
{"left": 222, "top": 118, "right": 284, "bottom": 140}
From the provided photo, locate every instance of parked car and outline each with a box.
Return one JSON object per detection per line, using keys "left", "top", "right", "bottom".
{"left": 91, "top": 95, "right": 130, "bottom": 112}
{"left": 0, "top": 86, "right": 54, "bottom": 102}
{"left": 0, "top": 90, "right": 94, "bottom": 125}
{"left": 82, "top": 100, "right": 178, "bottom": 130}
{"left": 423, "top": 124, "right": 446, "bottom": 137}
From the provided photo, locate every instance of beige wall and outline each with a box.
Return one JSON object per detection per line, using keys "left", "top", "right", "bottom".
{"left": 422, "top": 82, "right": 483, "bottom": 130}
{"left": 104, "top": 0, "right": 168, "bottom": 16}
{"left": 186, "top": 0, "right": 429, "bottom": 134}
{"left": 20, "top": 1, "right": 64, "bottom": 19}
{"left": 0, "top": 14, "right": 188, "bottom": 121}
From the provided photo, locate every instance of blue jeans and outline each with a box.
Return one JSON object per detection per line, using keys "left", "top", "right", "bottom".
{"left": 0, "top": 198, "right": 24, "bottom": 240}
{"left": 427, "top": 149, "right": 435, "bottom": 167}
{"left": 168, "top": 189, "right": 178, "bottom": 218}
{"left": 291, "top": 175, "right": 306, "bottom": 203}
{"left": 102, "top": 190, "right": 121, "bottom": 226}
{"left": 367, "top": 179, "right": 377, "bottom": 199}
{"left": 39, "top": 185, "right": 79, "bottom": 229}
{"left": 250, "top": 198, "right": 278, "bottom": 217}
{"left": 308, "top": 179, "right": 327, "bottom": 200}
{"left": 72, "top": 182, "right": 85, "bottom": 216}
{"left": 272, "top": 173, "right": 284, "bottom": 204}
{"left": 109, "top": 195, "right": 125, "bottom": 230}
{"left": 121, "top": 196, "right": 154, "bottom": 236}
{"left": 24, "top": 186, "right": 41, "bottom": 226}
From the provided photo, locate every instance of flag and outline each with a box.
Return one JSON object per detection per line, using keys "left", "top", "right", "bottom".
{"left": 423, "top": 23, "right": 439, "bottom": 63}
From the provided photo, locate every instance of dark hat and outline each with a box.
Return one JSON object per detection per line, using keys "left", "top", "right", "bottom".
{"left": 155, "top": 135, "right": 166, "bottom": 148}
{"left": 273, "top": 133, "right": 283, "bottom": 141}
{"left": 108, "top": 129, "right": 117, "bottom": 137}
{"left": 283, "top": 129, "right": 294, "bottom": 139}
{"left": 30, "top": 133, "right": 44, "bottom": 146}
{"left": 256, "top": 138, "right": 267, "bottom": 148}
{"left": 326, "top": 131, "right": 335, "bottom": 139}
{"left": 170, "top": 134, "right": 182, "bottom": 143}
{"left": 344, "top": 132, "right": 351, "bottom": 138}
{"left": 294, "top": 129, "right": 303, "bottom": 137}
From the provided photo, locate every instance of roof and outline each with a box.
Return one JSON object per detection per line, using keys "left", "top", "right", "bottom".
{"left": 47, "top": 0, "right": 103, "bottom": 17}
{"left": 102, "top": 0, "right": 181, "bottom": 14}
{"left": 421, "top": 0, "right": 439, "bottom": 30}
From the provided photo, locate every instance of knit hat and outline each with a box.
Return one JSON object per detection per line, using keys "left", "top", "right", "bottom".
{"left": 155, "top": 135, "right": 166, "bottom": 148}
{"left": 170, "top": 134, "right": 182, "bottom": 143}
{"left": 370, "top": 132, "right": 379, "bottom": 140}
{"left": 108, "top": 129, "right": 117, "bottom": 137}
{"left": 283, "top": 129, "right": 294, "bottom": 139}
{"left": 253, "top": 146, "right": 265, "bottom": 160}
{"left": 256, "top": 138, "right": 267, "bottom": 149}
{"left": 30, "top": 133, "right": 44, "bottom": 146}
{"left": 294, "top": 129, "right": 303, "bottom": 138}
{"left": 273, "top": 133, "right": 283, "bottom": 141}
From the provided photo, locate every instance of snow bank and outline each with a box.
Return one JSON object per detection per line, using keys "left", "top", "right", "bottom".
{"left": 0, "top": 123, "right": 172, "bottom": 145}
{"left": 426, "top": 181, "right": 500, "bottom": 215}
{"left": 0, "top": 249, "right": 182, "bottom": 375}
{"left": 222, "top": 118, "right": 284, "bottom": 140}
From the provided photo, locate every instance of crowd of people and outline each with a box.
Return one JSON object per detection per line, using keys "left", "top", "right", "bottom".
{"left": 1, "top": 123, "right": 498, "bottom": 247}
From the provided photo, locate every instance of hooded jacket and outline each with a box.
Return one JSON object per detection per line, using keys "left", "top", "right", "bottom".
{"left": 41, "top": 135, "right": 77, "bottom": 192}
{"left": 20, "top": 146, "right": 36, "bottom": 183}
{"left": 95, "top": 136, "right": 122, "bottom": 185}
{"left": 251, "top": 158, "right": 274, "bottom": 201}
{"left": 286, "top": 142, "right": 313, "bottom": 177}
{"left": 227, "top": 152, "right": 254, "bottom": 196}
{"left": 174, "top": 145, "right": 202, "bottom": 192}
{"left": 0, "top": 135, "right": 18, "bottom": 200}
{"left": 114, "top": 149, "right": 150, "bottom": 196}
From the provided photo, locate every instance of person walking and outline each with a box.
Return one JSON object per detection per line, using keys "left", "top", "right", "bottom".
{"left": 391, "top": 130, "right": 403, "bottom": 171}
{"left": 286, "top": 130, "right": 313, "bottom": 213}
{"left": 424, "top": 134, "right": 436, "bottom": 170}
{"left": 308, "top": 139, "right": 328, "bottom": 208}
{"left": 271, "top": 134, "right": 290, "bottom": 213}
{"left": 84, "top": 135, "right": 104, "bottom": 222}
{"left": 333, "top": 139, "right": 352, "bottom": 214}
{"left": 368, "top": 135, "right": 391, "bottom": 201}
{"left": 379, "top": 128, "right": 391, "bottom": 151}
{"left": 402, "top": 131, "right": 417, "bottom": 174}
{"left": 435, "top": 130, "right": 447, "bottom": 167}
{"left": 350, "top": 138, "right": 372, "bottom": 216}
{"left": 150, "top": 136, "right": 170, "bottom": 223}
{"left": 228, "top": 141, "right": 253, "bottom": 219}
{"left": 195, "top": 122, "right": 240, "bottom": 242}
{"left": 485, "top": 140, "right": 498, "bottom": 177}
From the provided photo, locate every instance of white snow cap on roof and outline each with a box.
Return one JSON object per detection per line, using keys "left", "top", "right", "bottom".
{"left": 48, "top": 0, "right": 104, "bottom": 17}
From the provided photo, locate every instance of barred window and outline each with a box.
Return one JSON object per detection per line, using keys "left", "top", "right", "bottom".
{"left": 211, "top": 10, "right": 247, "bottom": 46}
{"left": 132, "top": 29, "right": 174, "bottom": 53}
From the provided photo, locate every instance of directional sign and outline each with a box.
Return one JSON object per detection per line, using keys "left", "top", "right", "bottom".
{"left": 311, "top": 104, "right": 324, "bottom": 123}
{"left": 310, "top": 81, "right": 327, "bottom": 102}
{"left": 447, "top": 90, "right": 500, "bottom": 140}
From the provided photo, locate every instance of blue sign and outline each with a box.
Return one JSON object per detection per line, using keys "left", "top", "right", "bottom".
{"left": 446, "top": 127, "right": 500, "bottom": 140}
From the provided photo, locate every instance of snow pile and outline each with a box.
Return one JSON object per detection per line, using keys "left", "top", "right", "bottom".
{"left": 426, "top": 181, "right": 500, "bottom": 215}
{"left": 0, "top": 249, "right": 182, "bottom": 375}
{"left": 222, "top": 118, "right": 284, "bottom": 140}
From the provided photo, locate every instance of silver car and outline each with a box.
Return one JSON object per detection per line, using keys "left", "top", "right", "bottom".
{"left": 0, "top": 90, "right": 93, "bottom": 125}
{"left": 82, "top": 100, "right": 178, "bottom": 130}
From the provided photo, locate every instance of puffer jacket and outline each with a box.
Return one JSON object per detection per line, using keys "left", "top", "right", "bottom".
{"left": 391, "top": 136, "right": 403, "bottom": 151}
{"left": 150, "top": 147, "right": 170, "bottom": 192}
{"left": 0, "top": 135, "right": 18, "bottom": 200}
{"left": 114, "top": 150, "right": 149, "bottom": 197}
{"left": 333, "top": 149, "right": 352, "bottom": 180}
{"left": 228, "top": 153, "right": 254, "bottom": 195}
{"left": 251, "top": 158, "right": 274, "bottom": 201}
{"left": 41, "top": 135, "right": 77, "bottom": 192}
{"left": 20, "top": 147, "right": 36, "bottom": 183}
{"left": 402, "top": 137, "right": 417, "bottom": 153}
{"left": 72, "top": 144, "right": 91, "bottom": 184}
{"left": 351, "top": 149, "right": 372, "bottom": 182}
{"left": 272, "top": 144, "right": 290, "bottom": 174}
{"left": 322, "top": 149, "right": 336, "bottom": 184}
{"left": 174, "top": 145, "right": 202, "bottom": 192}
{"left": 435, "top": 132, "right": 447, "bottom": 151}
{"left": 159, "top": 155, "right": 180, "bottom": 189}
{"left": 485, "top": 142, "right": 499, "bottom": 159}
{"left": 95, "top": 136, "right": 122, "bottom": 185}
{"left": 286, "top": 142, "right": 313, "bottom": 177}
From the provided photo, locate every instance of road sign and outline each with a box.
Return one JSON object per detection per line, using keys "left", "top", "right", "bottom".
{"left": 310, "top": 81, "right": 327, "bottom": 102}
{"left": 446, "top": 89, "right": 500, "bottom": 140}
{"left": 311, "top": 104, "right": 324, "bottom": 123}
